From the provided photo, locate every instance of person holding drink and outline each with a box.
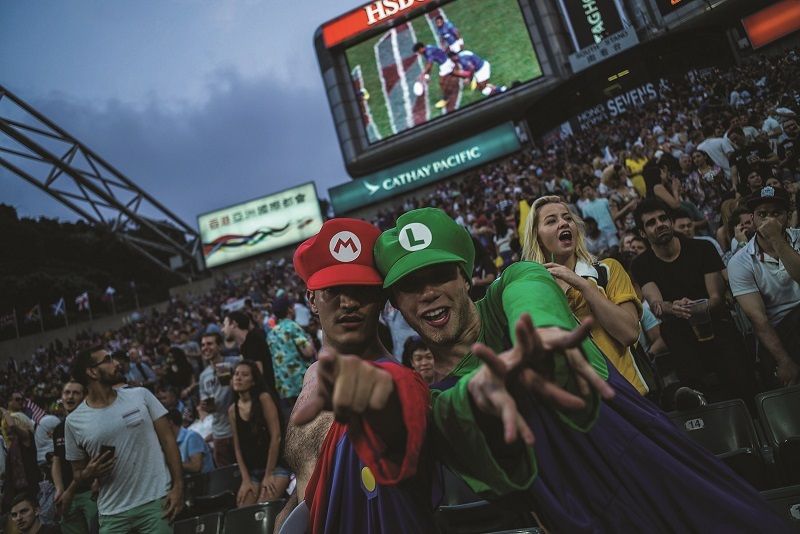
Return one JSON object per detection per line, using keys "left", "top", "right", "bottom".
{"left": 199, "top": 332, "right": 241, "bottom": 467}
{"left": 631, "top": 198, "right": 756, "bottom": 404}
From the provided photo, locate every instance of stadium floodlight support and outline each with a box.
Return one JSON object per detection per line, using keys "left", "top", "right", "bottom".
{"left": 0, "top": 85, "right": 202, "bottom": 282}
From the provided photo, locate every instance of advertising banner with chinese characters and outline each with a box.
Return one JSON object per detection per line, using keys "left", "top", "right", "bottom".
{"left": 568, "top": 27, "right": 639, "bottom": 73}
{"left": 197, "top": 182, "right": 323, "bottom": 269}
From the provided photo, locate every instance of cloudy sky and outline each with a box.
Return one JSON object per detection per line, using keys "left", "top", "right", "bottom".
{"left": 0, "top": 0, "right": 366, "bottom": 225}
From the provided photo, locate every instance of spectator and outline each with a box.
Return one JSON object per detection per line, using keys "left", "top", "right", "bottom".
{"left": 401, "top": 336, "right": 435, "bottom": 384}
{"left": 1, "top": 392, "right": 39, "bottom": 513}
{"left": 223, "top": 311, "right": 276, "bottom": 389}
{"left": 728, "top": 186, "right": 800, "bottom": 387}
{"left": 577, "top": 183, "right": 619, "bottom": 251}
{"left": 10, "top": 492, "right": 59, "bottom": 534}
{"left": 166, "top": 409, "right": 213, "bottom": 475}
{"left": 266, "top": 295, "right": 315, "bottom": 414}
{"left": 523, "top": 196, "right": 648, "bottom": 395}
{"left": 631, "top": 199, "right": 755, "bottom": 403}
{"left": 34, "top": 411, "right": 61, "bottom": 467}
{"left": 672, "top": 208, "right": 724, "bottom": 257}
{"left": 51, "top": 380, "right": 96, "bottom": 534}
{"left": 380, "top": 302, "right": 417, "bottom": 362}
{"left": 66, "top": 346, "right": 183, "bottom": 532}
{"left": 124, "top": 345, "right": 157, "bottom": 390}
{"left": 689, "top": 149, "right": 731, "bottom": 232}
{"left": 162, "top": 347, "right": 196, "bottom": 400}
{"left": 229, "top": 360, "right": 288, "bottom": 507}
{"left": 727, "top": 126, "right": 778, "bottom": 194}
{"left": 777, "top": 116, "right": 800, "bottom": 179}
{"left": 155, "top": 384, "right": 185, "bottom": 415}
{"left": 469, "top": 236, "right": 498, "bottom": 301}
{"left": 582, "top": 217, "right": 613, "bottom": 258}
{"left": 198, "top": 332, "right": 240, "bottom": 468}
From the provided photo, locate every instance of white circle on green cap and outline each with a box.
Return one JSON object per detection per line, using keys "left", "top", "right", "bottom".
{"left": 329, "top": 231, "right": 361, "bottom": 262}
{"left": 399, "top": 223, "right": 432, "bottom": 251}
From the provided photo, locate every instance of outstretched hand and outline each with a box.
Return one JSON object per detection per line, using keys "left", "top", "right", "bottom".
{"left": 291, "top": 348, "right": 395, "bottom": 426}
{"left": 467, "top": 313, "right": 614, "bottom": 444}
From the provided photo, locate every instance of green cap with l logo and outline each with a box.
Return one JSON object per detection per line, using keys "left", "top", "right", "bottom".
{"left": 375, "top": 208, "right": 475, "bottom": 288}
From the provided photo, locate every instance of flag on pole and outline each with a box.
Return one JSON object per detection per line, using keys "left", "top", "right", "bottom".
{"left": 24, "top": 304, "right": 41, "bottom": 323}
{"left": 103, "top": 286, "right": 117, "bottom": 315}
{"left": 52, "top": 298, "right": 65, "bottom": 316}
{"left": 52, "top": 297, "right": 68, "bottom": 327}
{"left": 23, "top": 398, "right": 46, "bottom": 425}
{"left": 75, "top": 292, "right": 90, "bottom": 311}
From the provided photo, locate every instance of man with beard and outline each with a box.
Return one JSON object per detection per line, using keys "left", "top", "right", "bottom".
{"left": 66, "top": 346, "right": 183, "bottom": 533}
{"left": 376, "top": 207, "right": 789, "bottom": 533}
{"left": 52, "top": 380, "right": 97, "bottom": 533}
{"left": 728, "top": 186, "right": 800, "bottom": 387}
{"left": 10, "top": 493, "right": 59, "bottom": 534}
{"left": 631, "top": 198, "right": 756, "bottom": 403}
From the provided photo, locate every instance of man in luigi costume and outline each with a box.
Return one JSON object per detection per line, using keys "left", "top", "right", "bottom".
{"left": 376, "top": 207, "right": 791, "bottom": 532}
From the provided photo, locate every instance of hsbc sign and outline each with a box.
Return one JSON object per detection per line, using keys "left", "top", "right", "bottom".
{"left": 321, "top": 0, "right": 434, "bottom": 48}
{"left": 328, "top": 123, "right": 521, "bottom": 214}
{"left": 364, "top": 0, "right": 428, "bottom": 25}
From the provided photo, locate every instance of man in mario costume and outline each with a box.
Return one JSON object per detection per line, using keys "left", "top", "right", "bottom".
{"left": 279, "top": 218, "right": 435, "bottom": 533}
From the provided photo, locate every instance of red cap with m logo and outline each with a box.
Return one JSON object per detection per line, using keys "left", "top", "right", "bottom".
{"left": 293, "top": 218, "right": 383, "bottom": 290}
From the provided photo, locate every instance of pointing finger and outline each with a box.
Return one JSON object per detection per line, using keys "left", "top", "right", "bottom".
{"left": 472, "top": 343, "right": 508, "bottom": 379}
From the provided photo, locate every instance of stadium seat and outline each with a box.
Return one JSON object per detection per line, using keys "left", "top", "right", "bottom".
{"left": 435, "top": 500, "right": 536, "bottom": 534}
{"left": 184, "top": 471, "right": 208, "bottom": 501}
{"left": 756, "top": 385, "right": 800, "bottom": 485}
{"left": 760, "top": 485, "right": 800, "bottom": 526}
{"left": 188, "top": 465, "right": 240, "bottom": 516}
{"left": 668, "top": 399, "right": 768, "bottom": 489}
{"left": 173, "top": 512, "right": 225, "bottom": 534}
{"left": 223, "top": 500, "right": 286, "bottom": 534}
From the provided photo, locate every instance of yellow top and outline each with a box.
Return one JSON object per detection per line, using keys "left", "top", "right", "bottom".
{"left": 567, "top": 258, "right": 648, "bottom": 395}
{"left": 626, "top": 156, "right": 648, "bottom": 198}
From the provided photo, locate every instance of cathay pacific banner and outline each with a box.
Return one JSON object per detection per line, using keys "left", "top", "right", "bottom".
{"left": 328, "top": 123, "right": 521, "bottom": 214}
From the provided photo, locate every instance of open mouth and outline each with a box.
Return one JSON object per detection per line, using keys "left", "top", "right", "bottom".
{"left": 558, "top": 229, "right": 573, "bottom": 244}
{"left": 421, "top": 307, "right": 450, "bottom": 327}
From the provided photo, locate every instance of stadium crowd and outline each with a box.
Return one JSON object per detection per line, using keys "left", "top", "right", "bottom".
{"left": 1, "top": 47, "right": 800, "bottom": 533}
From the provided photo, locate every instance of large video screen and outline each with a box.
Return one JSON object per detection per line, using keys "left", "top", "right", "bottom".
{"left": 344, "top": 0, "right": 542, "bottom": 144}
{"left": 197, "top": 183, "right": 323, "bottom": 269}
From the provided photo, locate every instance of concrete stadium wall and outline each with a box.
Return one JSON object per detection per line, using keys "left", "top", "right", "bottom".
{"left": 0, "top": 301, "right": 169, "bottom": 365}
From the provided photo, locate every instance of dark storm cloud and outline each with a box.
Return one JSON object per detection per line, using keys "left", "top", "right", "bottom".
{"left": 2, "top": 68, "right": 347, "bottom": 225}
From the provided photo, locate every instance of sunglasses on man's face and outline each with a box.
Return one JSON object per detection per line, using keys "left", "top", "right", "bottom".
{"left": 89, "top": 352, "right": 113, "bottom": 368}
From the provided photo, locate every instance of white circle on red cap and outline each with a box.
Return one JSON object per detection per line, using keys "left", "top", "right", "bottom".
{"left": 329, "top": 231, "right": 362, "bottom": 262}
{"left": 399, "top": 223, "right": 432, "bottom": 251}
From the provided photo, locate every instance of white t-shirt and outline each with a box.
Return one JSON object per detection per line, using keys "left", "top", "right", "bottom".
{"left": 34, "top": 414, "right": 61, "bottom": 465}
{"left": 728, "top": 229, "right": 800, "bottom": 326}
{"left": 697, "top": 137, "right": 734, "bottom": 176}
{"left": 65, "top": 387, "right": 169, "bottom": 515}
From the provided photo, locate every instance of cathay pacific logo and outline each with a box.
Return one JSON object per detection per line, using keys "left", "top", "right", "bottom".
{"left": 361, "top": 147, "right": 481, "bottom": 197}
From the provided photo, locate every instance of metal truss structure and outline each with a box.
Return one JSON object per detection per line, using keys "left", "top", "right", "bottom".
{"left": 0, "top": 85, "right": 202, "bottom": 281}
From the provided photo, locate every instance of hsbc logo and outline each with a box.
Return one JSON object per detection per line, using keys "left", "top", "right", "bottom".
{"left": 364, "top": 0, "right": 427, "bottom": 26}
{"left": 329, "top": 231, "right": 362, "bottom": 262}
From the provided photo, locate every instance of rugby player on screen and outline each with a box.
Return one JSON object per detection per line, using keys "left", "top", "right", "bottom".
{"left": 412, "top": 42, "right": 463, "bottom": 110}
{"left": 434, "top": 15, "right": 464, "bottom": 53}
{"left": 448, "top": 50, "right": 507, "bottom": 97}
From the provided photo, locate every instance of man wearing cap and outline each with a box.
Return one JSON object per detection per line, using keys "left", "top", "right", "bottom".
{"left": 376, "top": 207, "right": 791, "bottom": 532}
{"left": 281, "top": 218, "right": 435, "bottom": 533}
{"left": 728, "top": 186, "right": 800, "bottom": 386}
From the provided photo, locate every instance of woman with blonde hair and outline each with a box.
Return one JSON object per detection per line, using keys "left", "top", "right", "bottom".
{"left": 522, "top": 195, "right": 649, "bottom": 394}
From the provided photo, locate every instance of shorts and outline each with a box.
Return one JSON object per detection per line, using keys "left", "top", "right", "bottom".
{"left": 438, "top": 59, "right": 455, "bottom": 77}
{"left": 474, "top": 61, "right": 491, "bottom": 83}
{"left": 98, "top": 497, "right": 170, "bottom": 534}
{"left": 448, "top": 39, "right": 464, "bottom": 53}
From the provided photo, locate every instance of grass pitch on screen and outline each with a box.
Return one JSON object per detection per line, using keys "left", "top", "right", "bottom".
{"left": 345, "top": 0, "right": 542, "bottom": 144}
